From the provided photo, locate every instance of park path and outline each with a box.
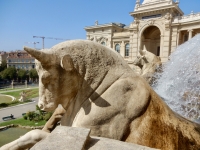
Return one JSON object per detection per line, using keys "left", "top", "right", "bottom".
{"left": 0, "top": 87, "right": 38, "bottom": 94}
{"left": 0, "top": 97, "right": 38, "bottom": 123}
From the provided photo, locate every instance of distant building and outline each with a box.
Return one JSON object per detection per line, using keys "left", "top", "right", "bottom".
{"left": 0, "top": 51, "right": 8, "bottom": 66}
{"left": 7, "top": 50, "right": 35, "bottom": 70}
{"left": 85, "top": 0, "right": 200, "bottom": 63}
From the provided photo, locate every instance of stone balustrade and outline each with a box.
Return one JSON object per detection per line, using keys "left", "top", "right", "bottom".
{"left": 173, "top": 12, "right": 200, "bottom": 23}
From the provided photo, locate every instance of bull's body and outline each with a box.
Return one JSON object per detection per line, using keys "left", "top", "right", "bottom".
{"left": 25, "top": 40, "right": 200, "bottom": 150}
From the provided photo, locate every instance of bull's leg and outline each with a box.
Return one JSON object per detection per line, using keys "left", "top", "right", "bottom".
{"left": 0, "top": 104, "right": 66, "bottom": 150}
{"left": 42, "top": 104, "right": 66, "bottom": 133}
{"left": 0, "top": 129, "right": 49, "bottom": 150}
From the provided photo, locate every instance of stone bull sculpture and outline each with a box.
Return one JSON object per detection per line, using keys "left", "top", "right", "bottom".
{"left": 1, "top": 40, "right": 200, "bottom": 150}
{"left": 133, "top": 50, "right": 162, "bottom": 84}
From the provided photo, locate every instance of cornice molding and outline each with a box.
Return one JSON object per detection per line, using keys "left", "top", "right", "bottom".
{"left": 85, "top": 23, "right": 125, "bottom": 30}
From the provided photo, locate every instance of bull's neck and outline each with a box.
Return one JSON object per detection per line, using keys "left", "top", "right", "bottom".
{"left": 61, "top": 66, "right": 126, "bottom": 126}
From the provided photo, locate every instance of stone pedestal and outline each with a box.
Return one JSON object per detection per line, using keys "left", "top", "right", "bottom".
{"left": 30, "top": 126, "right": 159, "bottom": 150}
{"left": 11, "top": 80, "right": 14, "bottom": 89}
{"left": 25, "top": 80, "right": 27, "bottom": 88}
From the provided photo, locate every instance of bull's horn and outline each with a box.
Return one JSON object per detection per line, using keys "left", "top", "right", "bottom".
{"left": 24, "top": 46, "right": 50, "bottom": 64}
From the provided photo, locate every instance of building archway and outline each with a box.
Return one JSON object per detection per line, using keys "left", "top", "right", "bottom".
{"left": 141, "top": 26, "right": 161, "bottom": 56}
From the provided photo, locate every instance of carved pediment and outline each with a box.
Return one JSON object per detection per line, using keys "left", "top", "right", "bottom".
{"left": 147, "top": 19, "right": 155, "bottom": 25}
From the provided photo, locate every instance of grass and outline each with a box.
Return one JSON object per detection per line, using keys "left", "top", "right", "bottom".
{"left": 0, "top": 88, "right": 39, "bottom": 109}
{"left": 0, "top": 95, "right": 13, "bottom": 103}
{"left": 1, "top": 88, "right": 39, "bottom": 100}
{"left": 0, "top": 88, "right": 13, "bottom": 91}
{"left": 0, "top": 118, "right": 46, "bottom": 127}
{"left": 0, "top": 87, "right": 46, "bottom": 128}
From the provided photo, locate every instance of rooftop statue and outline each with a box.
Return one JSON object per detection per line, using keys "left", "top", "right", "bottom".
{"left": 1, "top": 40, "right": 200, "bottom": 150}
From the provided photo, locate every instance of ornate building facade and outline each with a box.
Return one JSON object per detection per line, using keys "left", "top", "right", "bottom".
{"left": 85, "top": 0, "right": 200, "bottom": 62}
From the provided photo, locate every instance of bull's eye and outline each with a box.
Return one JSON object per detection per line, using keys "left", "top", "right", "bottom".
{"left": 41, "top": 72, "right": 51, "bottom": 85}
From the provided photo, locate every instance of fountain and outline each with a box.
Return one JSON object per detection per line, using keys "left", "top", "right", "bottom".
{"left": 152, "top": 34, "right": 200, "bottom": 122}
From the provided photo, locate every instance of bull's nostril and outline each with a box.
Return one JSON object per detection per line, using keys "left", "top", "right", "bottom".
{"left": 38, "top": 103, "right": 44, "bottom": 109}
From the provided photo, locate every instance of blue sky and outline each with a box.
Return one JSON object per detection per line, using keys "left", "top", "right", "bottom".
{"left": 0, "top": 0, "right": 200, "bottom": 51}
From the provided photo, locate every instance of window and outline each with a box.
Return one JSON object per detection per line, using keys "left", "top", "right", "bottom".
{"left": 115, "top": 44, "right": 120, "bottom": 53}
{"left": 101, "top": 42, "right": 106, "bottom": 45}
{"left": 125, "top": 44, "right": 130, "bottom": 57}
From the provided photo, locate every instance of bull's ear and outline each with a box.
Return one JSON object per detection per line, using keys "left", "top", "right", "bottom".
{"left": 61, "top": 55, "right": 74, "bottom": 71}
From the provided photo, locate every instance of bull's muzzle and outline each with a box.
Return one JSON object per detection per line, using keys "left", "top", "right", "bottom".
{"left": 38, "top": 101, "right": 44, "bottom": 110}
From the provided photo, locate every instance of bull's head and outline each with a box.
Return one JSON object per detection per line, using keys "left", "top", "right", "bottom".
{"left": 133, "top": 56, "right": 145, "bottom": 69}
{"left": 24, "top": 47, "right": 80, "bottom": 111}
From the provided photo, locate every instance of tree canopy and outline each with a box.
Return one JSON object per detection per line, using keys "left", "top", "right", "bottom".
{"left": 0, "top": 60, "right": 7, "bottom": 72}
{"left": 29, "top": 69, "right": 38, "bottom": 79}
{"left": 17, "top": 69, "right": 27, "bottom": 80}
{"left": 0, "top": 67, "right": 17, "bottom": 80}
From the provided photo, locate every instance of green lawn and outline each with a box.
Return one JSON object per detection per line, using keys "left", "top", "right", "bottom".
{"left": 1, "top": 88, "right": 39, "bottom": 100}
{"left": 0, "top": 118, "right": 46, "bottom": 127}
{"left": 0, "top": 95, "right": 13, "bottom": 103}
{"left": 0, "top": 88, "right": 39, "bottom": 108}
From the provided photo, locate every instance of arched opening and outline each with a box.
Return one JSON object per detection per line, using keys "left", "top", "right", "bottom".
{"left": 141, "top": 26, "right": 161, "bottom": 56}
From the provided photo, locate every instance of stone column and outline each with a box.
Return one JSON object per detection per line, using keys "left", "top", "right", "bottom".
{"left": 120, "top": 41, "right": 125, "bottom": 57}
{"left": 176, "top": 30, "right": 180, "bottom": 46}
{"left": 188, "top": 29, "right": 193, "bottom": 39}
{"left": 129, "top": 22, "right": 139, "bottom": 60}
{"left": 160, "top": 34, "right": 164, "bottom": 57}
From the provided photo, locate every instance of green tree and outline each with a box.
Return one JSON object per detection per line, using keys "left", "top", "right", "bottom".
{"left": 0, "top": 60, "right": 7, "bottom": 72}
{"left": 17, "top": 69, "right": 27, "bottom": 80}
{"left": 29, "top": 69, "right": 38, "bottom": 82}
{"left": 1, "top": 67, "right": 17, "bottom": 80}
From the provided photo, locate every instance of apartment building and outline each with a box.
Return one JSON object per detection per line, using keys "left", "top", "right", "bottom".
{"left": 7, "top": 50, "right": 35, "bottom": 70}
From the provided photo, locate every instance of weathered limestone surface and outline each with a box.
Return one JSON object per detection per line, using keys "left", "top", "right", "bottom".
{"left": 31, "top": 126, "right": 90, "bottom": 150}
{"left": 31, "top": 126, "right": 158, "bottom": 150}
{"left": 22, "top": 40, "right": 200, "bottom": 150}
{"left": 86, "top": 136, "right": 158, "bottom": 150}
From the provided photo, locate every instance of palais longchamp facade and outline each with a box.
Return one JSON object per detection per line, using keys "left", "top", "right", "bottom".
{"left": 85, "top": 0, "right": 200, "bottom": 63}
